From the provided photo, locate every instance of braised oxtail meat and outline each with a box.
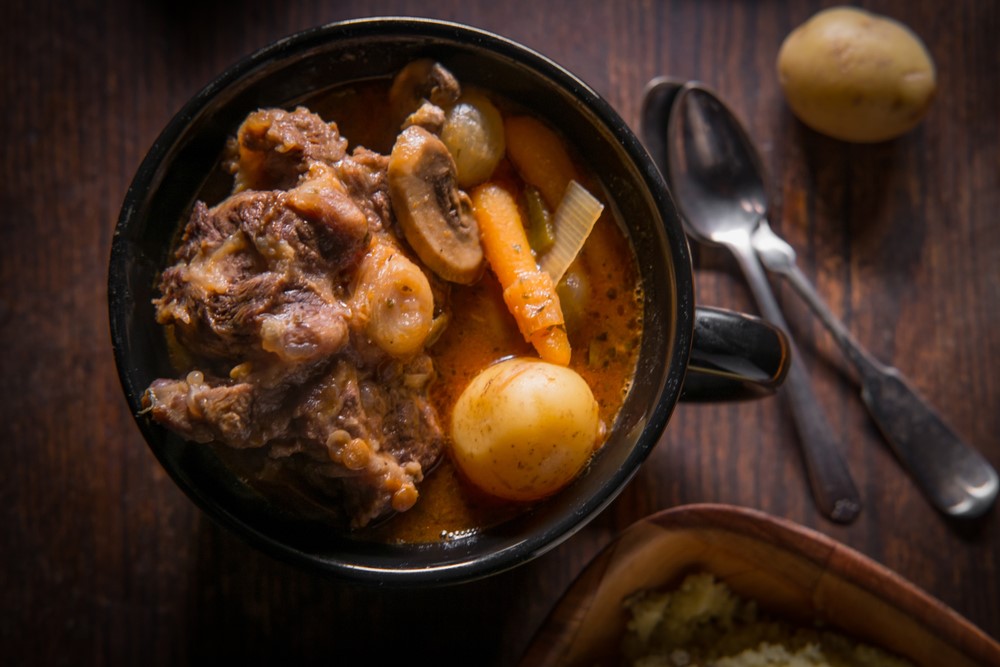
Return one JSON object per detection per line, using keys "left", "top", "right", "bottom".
{"left": 226, "top": 107, "right": 349, "bottom": 192}
{"left": 143, "top": 106, "right": 445, "bottom": 528}
{"left": 154, "top": 175, "right": 365, "bottom": 367}
{"left": 334, "top": 147, "right": 393, "bottom": 235}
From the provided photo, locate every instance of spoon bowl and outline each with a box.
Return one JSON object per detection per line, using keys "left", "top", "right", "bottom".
{"left": 667, "top": 85, "right": 769, "bottom": 242}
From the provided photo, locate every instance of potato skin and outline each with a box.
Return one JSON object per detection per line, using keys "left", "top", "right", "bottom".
{"left": 777, "top": 6, "right": 936, "bottom": 143}
{"left": 450, "top": 357, "right": 600, "bottom": 502}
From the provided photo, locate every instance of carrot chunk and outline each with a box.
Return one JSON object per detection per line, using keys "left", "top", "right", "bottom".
{"left": 503, "top": 115, "right": 580, "bottom": 210}
{"left": 470, "top": 182, "right": 571, "bottom": 366}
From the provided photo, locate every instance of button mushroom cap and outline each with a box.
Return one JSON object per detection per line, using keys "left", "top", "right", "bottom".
{"left": 389, "top": 59, "right": 461, "bottom": 123}
{"left": 387, "top": 125, "right": 485, "bottom": 285}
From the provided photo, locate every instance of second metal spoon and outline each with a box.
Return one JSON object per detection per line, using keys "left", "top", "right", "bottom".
{"left": 646, "top": 78, "right": 997, "bottom": 519}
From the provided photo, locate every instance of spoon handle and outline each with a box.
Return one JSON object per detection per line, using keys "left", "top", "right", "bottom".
{"left": 726, "top": 236, "right": 862, "bottom": 523}
{"left": 759, "top": 237, "right": 999, "bottom": 518}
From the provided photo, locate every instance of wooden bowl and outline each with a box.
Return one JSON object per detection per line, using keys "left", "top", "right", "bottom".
{"left": 520, "top": 504, "right": 1000, "bottom": 667}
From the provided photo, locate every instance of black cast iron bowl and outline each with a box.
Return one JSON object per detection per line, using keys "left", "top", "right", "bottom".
{"left": 108, "top": 17, "right": 694, "bottom": 585}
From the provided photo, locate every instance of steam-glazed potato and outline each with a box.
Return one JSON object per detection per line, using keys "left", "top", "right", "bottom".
{"left": 777, "top": 6, "right": 936, "bottom": 143}
{"left": 450, "top": 358, "right": 601, "bottom": 501}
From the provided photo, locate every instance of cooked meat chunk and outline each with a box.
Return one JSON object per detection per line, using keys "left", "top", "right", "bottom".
{"left": 145, "top": 373, "right": 284, "bottom": 447}
{"left": 145, "top": 351, "right": 442, "bottom": 528}
{"left": 145, "top": 106, "right": 447, "bottom": 528}
{"left": 227, "top": 107, "right": 349, "bottom": 192}
{"left": 154, "top": 186, "right": 361, "bottom": 366}
{"left": 287, "top": 354, "right": 442, "bottom": 526}
{"left": 335, "top": 147, "right": 392, "bottom": 234}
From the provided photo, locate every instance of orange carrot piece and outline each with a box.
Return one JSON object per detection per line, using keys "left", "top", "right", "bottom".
{"left": 503, "top": 115, "right": 580, "bottom": 210}
{"left": 470, "top": 182, "right": 571, "bottom": 366}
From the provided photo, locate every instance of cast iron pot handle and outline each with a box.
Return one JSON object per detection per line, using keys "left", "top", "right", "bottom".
{"left": 681, "top": 306, "right": 790, "bottom": 401}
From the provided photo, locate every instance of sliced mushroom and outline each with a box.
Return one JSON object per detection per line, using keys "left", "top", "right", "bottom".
{"left": 387, "top": 125, "right": 485, "bottom": 284}
{"left": 389, "top": 59, "right": 461, "bottom": 124}
{"left": 403, "top": 101, "right": 447, "bottom": 134}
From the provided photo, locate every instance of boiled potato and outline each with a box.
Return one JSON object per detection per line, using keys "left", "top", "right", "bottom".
{"left": 450, "top": 357, "right": 601, "bottom": 501}
{"left": 777, "top": 6, "right": 936, "bottom": 143}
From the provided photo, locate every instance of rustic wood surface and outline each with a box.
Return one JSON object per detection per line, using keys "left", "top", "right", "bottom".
{"left": 2, "top": 1, "right": 997, "bottom": 665}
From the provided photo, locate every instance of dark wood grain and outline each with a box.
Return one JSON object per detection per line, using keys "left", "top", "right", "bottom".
{"left": 2, "top": 1, "right": 997, "bottom": 665}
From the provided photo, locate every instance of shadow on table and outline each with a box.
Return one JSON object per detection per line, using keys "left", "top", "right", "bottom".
{"left": 181, "top": 511, "right": 561, "bottom": 666}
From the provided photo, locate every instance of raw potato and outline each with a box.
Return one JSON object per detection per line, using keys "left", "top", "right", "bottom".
{"left": 777, "top": 6, "right": 936, "bottom": 143}
{"left": 450, "top": 358, "right": 600, "bottom": 501}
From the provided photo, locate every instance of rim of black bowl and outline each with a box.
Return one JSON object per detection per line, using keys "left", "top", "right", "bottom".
{"left": 108, "top": 16, "right": 694, "bottom": 585}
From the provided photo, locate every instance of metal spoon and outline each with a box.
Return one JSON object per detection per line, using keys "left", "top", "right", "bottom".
{"left": 652, "top": 81, "right": 861, "bottom": 523}
{"left": 647, "top": 79, "right": 998, "bottom": 519}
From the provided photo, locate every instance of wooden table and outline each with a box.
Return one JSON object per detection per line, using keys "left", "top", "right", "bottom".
{"left": 4, "top": 1, "right": 997, "bottom": 664}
